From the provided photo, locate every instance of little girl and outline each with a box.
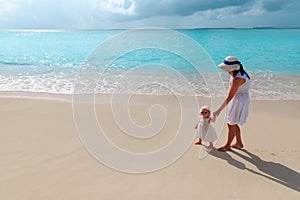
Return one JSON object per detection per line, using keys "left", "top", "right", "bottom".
{"left": 194, "top": 105, "right": 218, "bottom": 147}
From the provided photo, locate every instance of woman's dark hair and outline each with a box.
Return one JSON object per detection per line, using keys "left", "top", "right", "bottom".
{"left": 232, "top": 70, "right": 239, "bottom": 77}
{"left": 233, "top": 62, "right": 250, "bottom": 80}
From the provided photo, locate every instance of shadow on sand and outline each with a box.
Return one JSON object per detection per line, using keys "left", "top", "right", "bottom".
{"left": 209, "top": 148, "right": 300, "bottom": 192}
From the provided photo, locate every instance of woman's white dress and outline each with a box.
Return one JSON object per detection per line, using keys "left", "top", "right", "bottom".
{"left": 227, "top": 72, "right": 250, "bottom": 125}
{"left": 196, "top": 117, "right": 217, "bottom": 142}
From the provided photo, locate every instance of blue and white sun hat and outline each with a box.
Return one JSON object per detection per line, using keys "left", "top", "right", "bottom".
{"left": 218, "top": 56, "right": 241, "bottom": 72}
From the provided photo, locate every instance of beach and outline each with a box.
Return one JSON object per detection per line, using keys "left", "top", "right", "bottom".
{"left": 1, "top": 28, "right": 299, "bottom": 199}
{"left": 0, "top": 95, "right": 299, "bottom": 200}
{"left": 0, "top": 0, "right": 300, "bottom": 198}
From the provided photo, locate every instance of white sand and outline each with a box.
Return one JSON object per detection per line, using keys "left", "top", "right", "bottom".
{"left": 0, "top": 95, "right": 299, "bottom": 200}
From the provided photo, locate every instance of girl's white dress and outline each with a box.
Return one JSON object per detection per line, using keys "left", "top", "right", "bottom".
{"left": 227, "top": 72, "right": 251, "bottom": 125}
{"left": 196, "top": 117, "right": 217, "bottom": 142}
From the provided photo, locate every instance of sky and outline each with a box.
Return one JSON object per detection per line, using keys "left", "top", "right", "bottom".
{"left": 0, "top": 0, "right": 300, "bottom": 29}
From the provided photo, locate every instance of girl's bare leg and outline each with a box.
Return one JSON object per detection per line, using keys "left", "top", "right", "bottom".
{"left": 195, "top": 138, "right": 202, "bottom": 145}
{"left": 217, "top": 123, "right": 235, "bottom": 151}
{"left": 231, "top": 125, "right": 244, "bottom": 149}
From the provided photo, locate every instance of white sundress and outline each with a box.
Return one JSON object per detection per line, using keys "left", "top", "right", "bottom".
{"left": 227, "top": 72, "right": 250, "bottom": 125}
{"left": 196, "top": 117, "right": 218, "bottom": 142}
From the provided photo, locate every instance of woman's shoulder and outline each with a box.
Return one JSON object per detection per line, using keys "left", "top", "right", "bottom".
{"left": 232, "top": 76, "right": 246, "bottom": 85}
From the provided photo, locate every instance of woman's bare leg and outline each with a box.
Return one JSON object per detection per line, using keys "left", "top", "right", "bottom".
{"left": 217, "top": 123, "right": 235, "bottom": 151}
{"left": 231, "top": 125, "right": 244, "bottom": 149}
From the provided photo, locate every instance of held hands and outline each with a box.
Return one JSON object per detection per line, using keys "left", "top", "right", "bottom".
{"left": 211, "top": 110, "right": 221, "bottom": 122}
{"left": 213, "top": 110, "right": 221, "bottom": 117}
{"left": 210, "top": 115, "right": 216, "bottom": 123}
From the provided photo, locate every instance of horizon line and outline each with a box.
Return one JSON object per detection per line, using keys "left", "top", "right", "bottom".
{"left": 1, "top": 27, "right": 300, "bottom": 31}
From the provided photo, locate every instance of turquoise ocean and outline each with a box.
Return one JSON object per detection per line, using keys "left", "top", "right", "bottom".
{"left": 0, "top": 29, "right": 300, "bottom": 100}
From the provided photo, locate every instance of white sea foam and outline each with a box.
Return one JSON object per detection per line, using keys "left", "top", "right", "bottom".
{"left": 0, "top": 70, "right": 299, "bottom": 100}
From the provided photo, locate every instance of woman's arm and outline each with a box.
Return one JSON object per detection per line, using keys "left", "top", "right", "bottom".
{"left": 213, "top": 77, "right": 245, "bottom": 117}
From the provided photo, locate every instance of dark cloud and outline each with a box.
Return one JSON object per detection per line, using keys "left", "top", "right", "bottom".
{"left": 134, "top": 0, "right": 251, "bottom": 17}
{"left": 261, "top": 0, "right": 295, "bottom": 12}
{"left": 88, "top": 0, "right": 300, "bottom": 28}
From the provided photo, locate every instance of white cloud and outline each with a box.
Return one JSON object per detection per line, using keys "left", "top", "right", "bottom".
{"left": 0, "top": 0, "right": 34, "bottom": 21}
{"left": 92, "top": 0, "right": 136, "bottom": 15}
{"left": 240, "top": 1, "right": 265, "bottom": 16}
{"left": 0, "top": 0, "right": 20, "bottom": 16}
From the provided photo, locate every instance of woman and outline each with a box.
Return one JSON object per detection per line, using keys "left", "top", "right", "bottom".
{"left": 213, "top": 56, "right": 251, "bottom": 151}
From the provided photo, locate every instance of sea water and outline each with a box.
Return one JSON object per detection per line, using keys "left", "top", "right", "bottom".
{"left": 0, "top": 29, "right": 299, "bottom": 100}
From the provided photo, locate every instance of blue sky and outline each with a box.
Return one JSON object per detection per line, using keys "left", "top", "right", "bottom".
{"left": 0, "top": 0, "right": 299, "bottom": 29}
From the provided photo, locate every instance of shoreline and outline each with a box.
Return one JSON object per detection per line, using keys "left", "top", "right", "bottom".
{"left": 1, "top": 91, "right": 300, "bottom": 102}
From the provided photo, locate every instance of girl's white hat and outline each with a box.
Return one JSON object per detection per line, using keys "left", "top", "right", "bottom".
{"left": 218, "top": 56, "right": 241, "bottom": 72}
{"left": 200, "top": 105, "right": 210, "bottom": 113}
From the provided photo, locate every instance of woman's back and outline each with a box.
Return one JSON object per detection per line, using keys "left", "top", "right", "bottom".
{"left": 231, "top": 72, "right": 250, "bottom": 94}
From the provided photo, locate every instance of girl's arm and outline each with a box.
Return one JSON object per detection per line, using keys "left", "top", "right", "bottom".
{"left": 213, "top": 77, "right": 245, "bottom": 117}
{"left": 195, "top": 120, "right": 199, "bottom": 129}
